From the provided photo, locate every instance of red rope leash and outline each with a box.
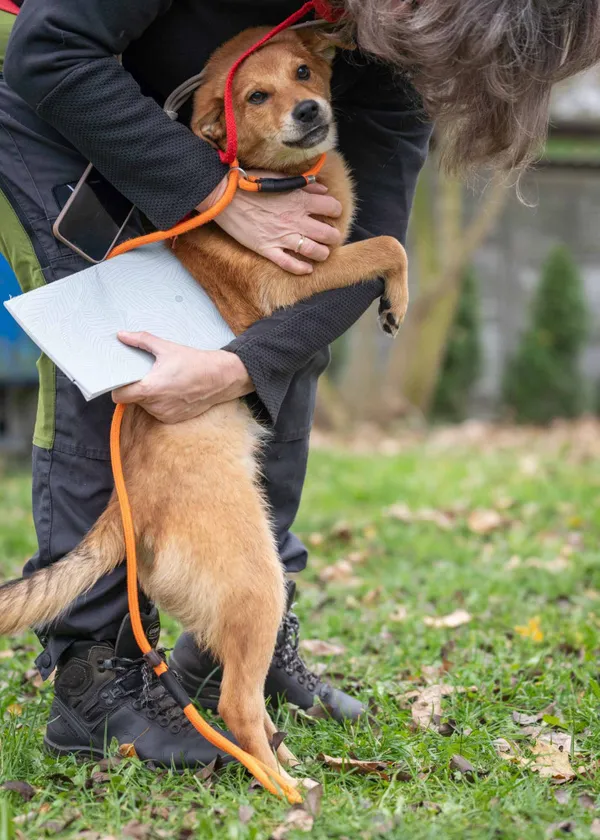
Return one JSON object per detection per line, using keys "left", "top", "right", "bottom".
{"left": 219, "top": 0, "right": 344, "bottom": 165}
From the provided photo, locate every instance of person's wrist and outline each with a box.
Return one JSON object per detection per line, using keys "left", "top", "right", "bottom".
{"left": 196, "top": 175, "right": 229, "bottom": 214}
{"left": 217, "top": 350, "right": 253, "bottom": 399}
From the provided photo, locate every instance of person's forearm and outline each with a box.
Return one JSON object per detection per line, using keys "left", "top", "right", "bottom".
{"left": 227, "top": 228, "right": 384, "bottom": 426}
{"left": 4, "top": 0, "right": 227, "bottom": 229}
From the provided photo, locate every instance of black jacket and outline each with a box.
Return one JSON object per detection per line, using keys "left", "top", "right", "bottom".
{"left": 4, "top": 0, "right": 432, "bottom": 425}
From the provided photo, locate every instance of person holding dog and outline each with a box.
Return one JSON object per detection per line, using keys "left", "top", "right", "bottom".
{"left": 0, "top": 0, "right": 598, "bottom": 769}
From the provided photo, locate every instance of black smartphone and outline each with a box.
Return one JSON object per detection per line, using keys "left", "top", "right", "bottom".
{"left": 52, "top": 164, "right": 136, "bottom": 264}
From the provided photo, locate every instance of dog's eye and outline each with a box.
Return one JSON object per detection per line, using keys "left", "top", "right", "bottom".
{"left": 297, "top": 65, "right": 311, "bottom": 81}
{"left": 248, "top": 91, "right": 269, "bottom": 105}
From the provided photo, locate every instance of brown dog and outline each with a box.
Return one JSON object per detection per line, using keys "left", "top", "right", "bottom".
{"left": 0, "top": 27, "right": 407, "bottom": 783}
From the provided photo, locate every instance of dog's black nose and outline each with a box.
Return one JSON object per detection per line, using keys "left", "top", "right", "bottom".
{"left": 293, "top": 99, "right": 320, "bottom": 124}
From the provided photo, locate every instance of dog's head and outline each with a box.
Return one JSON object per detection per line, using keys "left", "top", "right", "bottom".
{"left": 191, "top": 28, "right": 339, "bottom": 171}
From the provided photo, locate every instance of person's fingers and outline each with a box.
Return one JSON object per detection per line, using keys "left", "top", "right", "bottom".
{"left": 302, "top": 182, "right": 328, "bottom": 195}
{"left": 112, "top": 379, "right": 150, "bottom": 404}
{"left": 304, "top": 193, "right": 342, "bottom": 219}
{"left": 263, "top": 247, "right": 314, "bottom": 275}
{"left": 281, "top": 233, "right": 329, "bottom": 263}
{"left": 117, "top": 330, "right": 168, "bottom": 356}
{"left": 300, "top": 217, "right": 342, "bottom": 247}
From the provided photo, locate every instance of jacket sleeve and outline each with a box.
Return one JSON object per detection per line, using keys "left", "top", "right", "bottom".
{"left": 227, "top": 57, "right": 433, "bottom": 425}
{"left": 3, "top": 0, "right": 227, "bottom": 229}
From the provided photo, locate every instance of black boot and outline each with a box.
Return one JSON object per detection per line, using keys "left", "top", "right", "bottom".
{"left": 44, "top": 607, "right": 236, "bottom": 770}
{"left": 170, "top": 582, "right": 365, "bottom": 723}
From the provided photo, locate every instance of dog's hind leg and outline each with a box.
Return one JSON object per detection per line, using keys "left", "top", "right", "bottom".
{"left": 211, "top": 574, "right": 297, "bottom": 781}
{"left": 263, "top": 711, "right": 300, "bottom": 768}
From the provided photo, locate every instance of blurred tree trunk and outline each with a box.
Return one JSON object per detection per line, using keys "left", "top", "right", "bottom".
{"left": 338, "top": 302, "right": 384, "bottom": 422}
{"left": 314, "top": 163, "right": 510, "bottom": 430}
{"left": 380, "top": 168, "right": 509, "bottom": 417}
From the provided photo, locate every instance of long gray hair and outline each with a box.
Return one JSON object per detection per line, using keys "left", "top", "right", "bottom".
{"left": 336, "top": 0, "right": 600, "bottom": 171}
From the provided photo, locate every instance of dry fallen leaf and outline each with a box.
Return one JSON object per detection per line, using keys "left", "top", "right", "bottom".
{"left": 530, "top": 740, "right": 576, "bottom": 783}
{"left": 1, "top": 781, "right": 36, "bottom": 801}
{"left": 299, "top": 639, "right": 346, "bottom": 657}
{"left": 97, "top": 757, "right": 123, "bottom": 771}
{"left": 539, "top": 731, "right": 573, "bottom": 753}
{"left": 317, "top": 754, "right": 410, "bottom": 782}
{"left": 577, "top": 793, "right": 596, "bottom": 810}
{"left": 424, "top": 610, "right": 472, "bottom": 630}
{"left": 467, "top": 509, "right": 504, "bottom": 535}
{"left": 494, "top": 738, "right": 576, "bottom": 783}
{"left": 385, "top": 504, "right": 454, "bottom": 530}
{"left": 519, "top": 455, "right": 540, "bottom": 476}
{"left": 362, "top": 586, "right": 383, "bottom": 606}
{"left": 330, "top": 520, "right": 353, "bottom": 542}
{"left": 300, "top": 780, "right": 323, "bottom": 817}
{"left": 525, "top": 557, "right": 570, "bottom": 574}
{"left": 118, "top": 743, "right": 138, "bottom": 759}
{"left": 318, "top": 559, "right": 360, "bottom": 585}
{"left": 238, "top": 805, "right": 254, "bottom": 824}
{"left": 515, "top": 616, "right": 544, "bottom": 643}
{"left": 385, "top": 502, "right": 412, "bottom": 522}
{"left": 410, "top": 684, "right": 477, "bottom": 731}
{"left": 450, "top": 754, "right": 477, "bottom": 780}
{"left": 89, "top": 772, "right": 112, "bottom": 785}
{"left": 0, "top": 649, "right": 14, "bottom": 659}
{"left": 197, "top": 755, "right": 223, "bottom": 781}
{"left": 553, "top": 789, "right": 570, "bottom": 806}
{"left": 494, "top": 738, "right": 520, "bottom": 759}
{"left": 122, "top": 821, "right": 151, "bottom": 839}
{"left": 592, "top": 818, "right": 600, "bottom": 837}
{"left": 23, "top": 667, "right": 44, "bottom": 690}
{"left": 319, "top": 754, "right": 389, "bottom": 779}
{"left": 421, "top": 664, "right": 446, "bottom": 684}
{"left": 6, "top": 703, "right": 23, "bottom": 716}
{"left": 303, "top": 703, "right": 335, "bottom": 720}
{"left": 308, "top": 533, "right": 324, "bottom": 547}
{"left": 520, "top": 724, "right": 544, "bottom": 739}
{"left": 513, "top": 711, "right": 542, "bottom": 726}
{"left": 415, "top": 508, "right": 454, "bottom": 530}
{"left": 271, "top": 808, "right": 314, "bottom": 839}
{"left": 495, "top": 495, "right": 515, "bottom": 511}
{"left": 411, "top": 684, "right": 445, "bottom": 730}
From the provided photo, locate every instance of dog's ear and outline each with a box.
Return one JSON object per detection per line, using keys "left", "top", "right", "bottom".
{"left": 192, "top": 89, "right": 226, "bottom": 149}
{"left": 295, "top": 26, "right": 355, "bottom": 61}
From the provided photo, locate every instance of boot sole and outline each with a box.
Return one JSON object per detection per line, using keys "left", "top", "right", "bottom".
{"left": 44, "top": 735, "right": 105, "bottom": 761}
{"left": 44, "top": 734, "right": 235, "bottom": 772}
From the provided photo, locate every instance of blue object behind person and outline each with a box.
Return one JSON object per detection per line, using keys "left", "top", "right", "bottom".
{"left": 0, "top": 252, "right": 38, "bottom": 383}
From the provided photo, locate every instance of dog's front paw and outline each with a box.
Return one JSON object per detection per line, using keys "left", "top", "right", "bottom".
{"left": 378, "top": 296, "right": 402, "bottom": 337}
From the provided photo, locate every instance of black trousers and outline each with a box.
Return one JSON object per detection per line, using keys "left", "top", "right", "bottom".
{"left": 0, "top": 81, "right": 326, "bottom": 678}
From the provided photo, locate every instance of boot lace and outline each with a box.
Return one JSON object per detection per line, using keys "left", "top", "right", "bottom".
{"left": 102, "top": 654, "right": 193, "bottom": 734}
{"left": 273, "top": 611, "right": 320, "bottom": 693}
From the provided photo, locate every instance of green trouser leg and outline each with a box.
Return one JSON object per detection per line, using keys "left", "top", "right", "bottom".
{"left": 0, "top": 10, "right": 15, "bottom": 73}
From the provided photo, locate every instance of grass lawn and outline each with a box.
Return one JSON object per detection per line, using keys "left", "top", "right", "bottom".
{"left": 1, "top": 421, "right": 600, "bottom": 839}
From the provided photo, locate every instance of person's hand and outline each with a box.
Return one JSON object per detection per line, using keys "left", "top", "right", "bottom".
{"left": 112, "top": 331, "right": 252, "bottom": 424}
{"left": 197, "top": 172, "right": 342, "bottom": 275}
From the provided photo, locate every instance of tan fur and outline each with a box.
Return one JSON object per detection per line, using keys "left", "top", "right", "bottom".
{"left": 0, "top": 27, "right": 407, "bottom": 780}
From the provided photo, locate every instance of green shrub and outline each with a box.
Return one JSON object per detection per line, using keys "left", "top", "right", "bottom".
{"left": 502, "top": 245, "right": 588, "bottom": 424}
{"left": 431, "top": 267, "right": 482, "bottom": 422}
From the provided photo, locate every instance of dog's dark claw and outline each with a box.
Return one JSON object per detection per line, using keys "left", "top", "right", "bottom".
{"left": 379, "top": 296, "right": 391, "bottom": 314}
{"left": 386, "top": 312, "right": 397, "bottom": 327}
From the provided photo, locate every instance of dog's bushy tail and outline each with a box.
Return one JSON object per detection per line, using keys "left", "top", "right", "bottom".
{"left": 0, "top": 506, "right": 124, "bottom": 636}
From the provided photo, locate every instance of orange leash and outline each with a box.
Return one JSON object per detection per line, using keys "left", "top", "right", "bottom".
{"left": 109, "top": 404, "right": 301, "bottom": 803}
{"left": 106, "top": 152, "right": 327, "bottom": 803}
